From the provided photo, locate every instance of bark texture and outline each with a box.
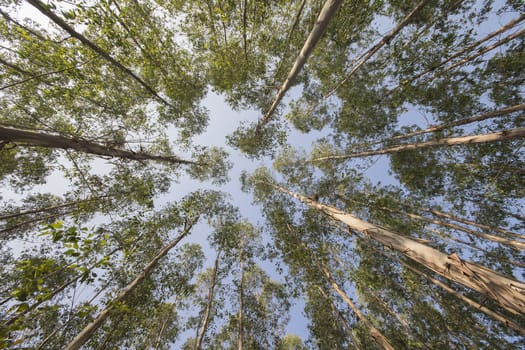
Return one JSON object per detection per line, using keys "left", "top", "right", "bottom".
{"left": 0, "top": 125, "right": 194, "bottom": 165}
{"left": 256, "top": 0, "right": 343, "bottom": 131}
{"left": 269, "top": 183, "right": 525, "bottom": 315}
{"left": 310, "top": 127, "right": 525, "bottom": 162}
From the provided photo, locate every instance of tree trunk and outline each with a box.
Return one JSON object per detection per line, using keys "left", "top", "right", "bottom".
{"left": 256, "top": 0, "right": 343, "bottom": 131}
{"left": 194, "top": 251, "right": 221, "bottom": 350}
{"left": 401, "top": 261, "right": 525, "bottom": 335}
{"left": 383, "top": 206, "right": 525, "bottom": 251}
{"left": 0, "top": 196, "right": 105, "bottom": 221}
{"left": 403, "top": 13, "right": 525, "bottom": 86}
{"left": 3, "top": 248, "right": 120, "bottom": 328}
{"left": 314, "top": 285, "right": 361, "bottom": 348}
{"left": 237, "top": 258, "right": 244, "bottom": 350}
{"left": 0, "top": 125, "right": 195, "bottom": 165}
{"left": 268, "top": 183, "right": 525, "bottom": 315}
{"left": 317, "top": 263, "right": 395, "bottom": 350}
{"left": 388, "top": 103, "right": 525, "bottom": 143}
{"left": 26, "top": 0, "right": 174, "bottom": 109}
{"left": 310, "top": 127, "right": 525, "bottom": 162}
{"left": 64, "top": 218, "right": 197, "bottom": 350}
{"left": 323, "top": 0, "right": 429, "bottom": 100}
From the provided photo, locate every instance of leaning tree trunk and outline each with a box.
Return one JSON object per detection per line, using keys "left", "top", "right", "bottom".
{"left": 0, "top": 125, "right": 195, "bottom": 165}
{"left": 323, "top": 0, "right": 429, "bottom": 100}
{"left": 401, "top": 261, "right": 525, "bottom": 335}
{"left": 64, "top": 218, "right": 198, "bottom": 350}
{"left": 194, "top": 251, "right": 221, "bottom": 350}
{"left": 26, "top": 0, "right": 174, "bottom": 109}
{"left": 237, "top": 258, "right": 245, "bottom": 350}
{"left": 315, "top": 260, "right": 394, "bottom": 350}
{"left": 310, "top": 127, "right": 525, "bottom": 162}
{"left": 256, "top": 0, "right": 343, "bottom": 131}
{"left": 268, "top": 183, "right": 525, "bottom": 315}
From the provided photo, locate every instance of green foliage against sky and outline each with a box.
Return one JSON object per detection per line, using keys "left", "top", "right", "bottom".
{"left": 0, "top": 0, "right": 524, "bottom": 349}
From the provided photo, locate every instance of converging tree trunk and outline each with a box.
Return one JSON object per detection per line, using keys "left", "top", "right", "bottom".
{"left": 256, "top": 0, "right": 343, "bottom": 131}
{"left": 386, "top": 103, "right": 525, "bottom": 143}
{"left": 323, "top": 0, "right": 429, "bottom": 99}
{"left": 64, "top": 218, "right": 198, "bottom": 350}
{"left": 401, "top": 261, "right": 525, "bottom": 335}
{"left": 310, "top": 127, "right": 525, "bottom": 162}
{"left": 26, "top": 0, "right": 174, "bottom": 109}
{"left": 314, "top": 257, "right": 394, "bottom": 350}
{"left": 194, "top": 251, "right": 221, "bottom": 350}
{"left": 268, "top": 183, "right": 525, "bottom": 315}
{"left": 0, "top": 125, "right": 196, "bottom": 165}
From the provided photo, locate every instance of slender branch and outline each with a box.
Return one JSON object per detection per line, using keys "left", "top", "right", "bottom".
{"left": 26, "top": 0, "right": 175, "bottom": 109}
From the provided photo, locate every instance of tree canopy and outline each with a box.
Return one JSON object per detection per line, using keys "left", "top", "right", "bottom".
{"left": 0, "top": 0, "right": 524, "bottom": 349}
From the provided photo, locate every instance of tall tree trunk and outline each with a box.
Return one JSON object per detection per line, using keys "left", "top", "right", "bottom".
{"left": 26, "top": 0, "right": 174, "bottom": 109}
{"left": 310, "top": 127, "right": 525, "bottom": 162}
{"left": 256, "top": 0, "right": 343, "bottom": 131}
{"left": 314, "top": 285, "right": 361, "bottom": 348}
{"left": 380, "top": 206, "right": 525, "bottom": 251}
{"left": 0, "top": 125, "right": 196, "bottom": 165}
{"left": 323, "top": 0, "right": 429, "bottom": 99}
{"left": 402, "top": 13, "right": 525, "bottom": 86}
{"left": 268, "top": 183, "right": 525, "bottom": 315}
{"left": 317, "top": 262, "right": 395, "bottom": 350}
{"left": 0, "top": 195, "right": 106, "bottom": 221}
{"left": 423, "top": 206, "right": 524, "bottom": 240}
{"left": 401, "top": 261, "right": 525, "bottom": 335}
{"left": 3, "top": 248, "right": 120, "bottom": 328}
{"left": 154, "top": 313, "right": 171, "bottom": 350}
{"left": 237, "top": 258, "right": 244, "bottom": 350}
{"left": 194, "top": 251, "right": 221, "bottom": 350}
{"left": 64, "top": 218, "right": 197, "bottom": 350}
{"left": 387, "top": 103, "right": 525, "bottom": 143}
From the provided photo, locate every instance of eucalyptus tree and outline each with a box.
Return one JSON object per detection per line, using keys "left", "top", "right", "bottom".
{"left": 242, "top": 165, "right": 525, "bottom": 345}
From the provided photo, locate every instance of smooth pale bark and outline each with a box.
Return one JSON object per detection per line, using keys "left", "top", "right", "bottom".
{"left": 408, "top": 204, "right": 524, "bottom": 240}
{"left": 309, "top": 127, "right": 525, "bottom": 162}
{"left": 0, "top": 125, "right": 195, "bottom": 165}
{"left": 426, "top": 227, "right": 525, "bottom": 268}
{"left": 402, "top": 262, "right": 525, "bottom": 335}
{"left": 314, "top": 285, "right": 360, "bottom": 347}
{"left": 323, "top": 0, "right": 429, "bottom": 99}
{"left": 438, "top": 27, "right": 525, "bottom": 76}
{"left": 403, "top": 13, "right": 525, "bottom": 86}
{"left": 268, "top": 183, "right": 525, "bottom": 315}
{"left": 318, "top": 263, "right": 395, "bottom": 350}
{"left": 256, "top": 0, "right": 343, "bottom": 131}
{"left": 154, "top": 311, "right": 172, "bottom": 350}
{"left": 35, "top": 282, "right": 111, "bottom": 350}
{"left": 0, "top": 58, "right": 95, "bottom": 91}
{"left": 0, "top": 209, "right": 77, "bottom": 237}
{"left": 64, "top": 219, "right": 197, "bottom": 350}
{"left": 0, "top": 196, "right": 105, "bottom": 221}
{"left": 388, "top": 103, "right": 525, "bottom": 142}
{"left": 194, "top": 251, "right": 221, "bottom": 350}
{"left": 383, "top": 207, "right": 525, "bottom": 251}
{"left": 26, "top": 0, "right": 174, "bottom": 109}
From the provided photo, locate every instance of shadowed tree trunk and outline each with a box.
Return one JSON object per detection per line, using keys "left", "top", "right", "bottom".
{"left": 194, "top": 251, "right": 221, "bottom": 350}
{"left": 0, "top": 125, "right": 196, "bottom": 165}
